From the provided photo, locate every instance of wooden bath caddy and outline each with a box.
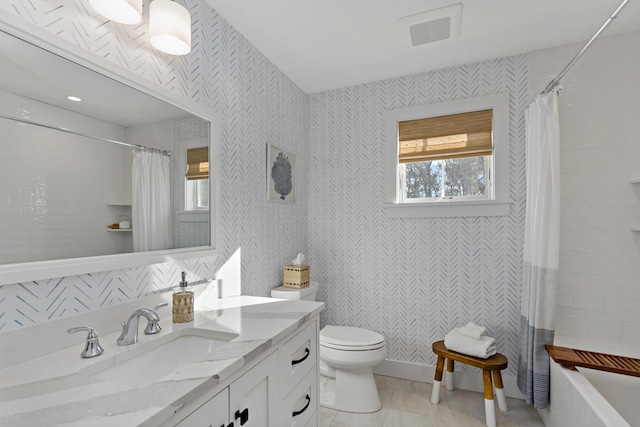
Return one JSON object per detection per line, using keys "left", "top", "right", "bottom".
{"left": 546, "top": 345, "right": 640, "bottom": 377}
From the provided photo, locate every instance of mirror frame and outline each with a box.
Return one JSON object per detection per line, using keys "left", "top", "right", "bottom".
{"left": 0, "top": 17, "right": 221, "bottom": 286}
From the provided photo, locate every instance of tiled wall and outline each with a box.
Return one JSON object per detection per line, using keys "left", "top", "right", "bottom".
{"left": 529, "top": 30, "right": 640, "bottom": 346}
{"left": 0, "top": 91, "right": 130, "bottom": 264}
{"left": 0, "top": 0, "right": 308, "bottom": 332}
{"left": 306, "top": 56, "right": 528, "bottom": 378}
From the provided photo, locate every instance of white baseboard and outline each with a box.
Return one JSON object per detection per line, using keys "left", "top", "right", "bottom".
{"left": 373, "top": 359, "right": 526, "bottom": 400}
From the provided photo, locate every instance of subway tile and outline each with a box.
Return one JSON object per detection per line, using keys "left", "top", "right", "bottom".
{"left": 586, "top": 330, "right": 621, "bottom": 344}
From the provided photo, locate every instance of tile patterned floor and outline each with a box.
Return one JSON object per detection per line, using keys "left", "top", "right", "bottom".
{"left": 320, "top": 375, "right": 545, "bottom": 427}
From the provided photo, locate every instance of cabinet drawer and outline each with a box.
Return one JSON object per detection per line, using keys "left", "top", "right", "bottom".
{"left": 303, "top": 411, "right": 318, "bottom": 427}
{"left": 281, "top": 366, "right": 318, "bottom": 427}
{"left": 279, "top": 320, "right": 317, "bottom": 396}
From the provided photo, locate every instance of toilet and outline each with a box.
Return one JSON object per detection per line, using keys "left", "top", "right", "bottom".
{"left": 271, "top": 283, "right": 387, "bottom": 413}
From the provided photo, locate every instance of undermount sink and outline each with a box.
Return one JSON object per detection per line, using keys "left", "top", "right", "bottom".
{"left": 93, "top": 329, "right": 238, "bottom": 388}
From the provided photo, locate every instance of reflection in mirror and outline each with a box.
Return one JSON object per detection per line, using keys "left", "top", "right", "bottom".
{"left": 0, "top": 29, "right": 212, "bottom": 266}
{"left": 185, "top": 146, "right": 210, "bottom": 211}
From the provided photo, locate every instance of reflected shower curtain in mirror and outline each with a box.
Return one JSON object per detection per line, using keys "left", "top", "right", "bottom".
{"left": 517, "top": 91, "right": 560, "bottom": 409}
{"left": 132, "top": 151, "right": 171, "bottom": 252}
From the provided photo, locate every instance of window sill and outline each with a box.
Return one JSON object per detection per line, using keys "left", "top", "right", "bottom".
{"left": 178, "top": 211, "right": 209, "bottom": 222}
{"left": 383, "top": 199, "right": 513, "bottom": 218}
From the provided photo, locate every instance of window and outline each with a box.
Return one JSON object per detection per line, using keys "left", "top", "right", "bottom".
{"left": 384, "top": 93, "right": 511, "bottom": 218}
{"left": 185, "top": 147, "right": 209, "bottom": 211}
{"left": 399, "top": 109, "right": 492, "bottom": 202}
{"left": 179, "top": 138, "right": 210, "bottom": 221}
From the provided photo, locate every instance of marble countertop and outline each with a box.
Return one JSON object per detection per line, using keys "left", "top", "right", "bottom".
{"left": 0, "top": 294, "right": 324, "bottom": 426}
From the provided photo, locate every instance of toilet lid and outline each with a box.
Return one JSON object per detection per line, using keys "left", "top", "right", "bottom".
{"left": 319, "top": 325, "right": 385, "bottom": 348}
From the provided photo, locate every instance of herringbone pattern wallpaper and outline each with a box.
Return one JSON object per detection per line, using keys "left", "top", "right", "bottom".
{"left": 0, "top": 0, "right": 308, "bottom": 331}
{"left": 1, "top": 0, "right": 527, "bottom": 381}
{"left": 307, "top": 57, "right": 528, "bottom": 377}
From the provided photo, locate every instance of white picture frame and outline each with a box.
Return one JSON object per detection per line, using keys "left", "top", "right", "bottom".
{"left": 267, "top": 144, "right": 295, "bottom": 203}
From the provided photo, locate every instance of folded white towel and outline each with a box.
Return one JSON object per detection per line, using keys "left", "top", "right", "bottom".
{"left": 444, "top": 328, "right": 497, "bottom": 359}
{"left": 458, "top": 322, "right": 486, "bottom": 340}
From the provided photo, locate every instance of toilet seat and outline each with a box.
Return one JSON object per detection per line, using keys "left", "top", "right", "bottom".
{"left": 320, "top": 325, "right": 385, "bottom": 351}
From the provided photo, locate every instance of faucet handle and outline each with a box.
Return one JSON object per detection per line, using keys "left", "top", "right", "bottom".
{"left": 153, "top": 302, "right": 168, "bottom": 312}
{"left": 67, "top": 326, "right": 104, "bottom": 358}
{"left": 144, "top": 303, "right": 167, "bottom": 335}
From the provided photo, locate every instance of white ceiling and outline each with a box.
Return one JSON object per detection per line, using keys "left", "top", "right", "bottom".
{"left": 205, "top": 0, "right": 640, "bottom": 94}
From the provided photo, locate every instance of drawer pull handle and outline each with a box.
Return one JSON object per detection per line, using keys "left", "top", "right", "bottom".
{"left": 235, "top": 408, "right": 249, "bottom": 425}
{"left": 292, "top": 348, "right": 310, "bottom": 366}
{"left": 292, "top": 394, "right": 311, "bottom": 417}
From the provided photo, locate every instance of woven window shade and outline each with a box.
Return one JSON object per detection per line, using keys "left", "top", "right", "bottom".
{"left": 186, "top": 147, "right": 209, "bottom": 180}
{"left": 398, "top": 109, "right": 493, "bottom": 163}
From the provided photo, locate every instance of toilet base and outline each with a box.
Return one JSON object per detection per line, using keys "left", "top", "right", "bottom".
{"left": 320, "top": 367, "right": 382, "bottom": 413}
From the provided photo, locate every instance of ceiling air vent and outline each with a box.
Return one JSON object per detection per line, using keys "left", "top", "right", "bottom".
{"left": 409, "top": 17, "right": 451, "bottom": 46}
{"left": 401, "top": 3, "right": 462, "bottom": 47}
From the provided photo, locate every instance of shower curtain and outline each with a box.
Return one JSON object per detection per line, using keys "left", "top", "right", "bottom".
{"left": 132, "top": 150, "right": 171, "bottom": 252}
{"left": 517, "top": 91, "right": 560, "bottom": 409}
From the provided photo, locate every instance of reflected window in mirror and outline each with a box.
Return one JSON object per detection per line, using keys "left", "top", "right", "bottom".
{"left": 179, "top": 138, "right": 209, "bottom": 221}
{"left": 186, "top": 146, "right": 209, "bottom": 211}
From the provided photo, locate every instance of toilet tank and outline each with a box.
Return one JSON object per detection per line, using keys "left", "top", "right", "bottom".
{"left": 271, "top": 282, "right": 318, "bottom": 301}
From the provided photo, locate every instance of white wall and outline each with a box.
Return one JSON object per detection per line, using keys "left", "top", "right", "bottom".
{"left": 125, "top": 121, "right": 172, "bottom": 151}
{"left": 529, "top": 30, "right": 640, "bottom": 346}
{"left": 0, "top": 90, "right": 131, "bottom": 263}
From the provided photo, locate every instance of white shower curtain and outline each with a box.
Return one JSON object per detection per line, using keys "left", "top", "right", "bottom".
{"left": 132, "top": 150, "right": 172, "bottom": 252}
{"left": 517, "top": 91, "right": 561, "bottom": 409}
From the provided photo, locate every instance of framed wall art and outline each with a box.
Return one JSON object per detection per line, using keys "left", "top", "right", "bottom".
{"left": 267, "top": 144, "right": 295, "bottom": 203}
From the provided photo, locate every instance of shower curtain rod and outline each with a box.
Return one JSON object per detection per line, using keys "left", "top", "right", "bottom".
{"left": 541, "top": 0, "right": 630, "bottom": 95}
{"left": 0, "top": 113, "right": 172, "bottom": 156}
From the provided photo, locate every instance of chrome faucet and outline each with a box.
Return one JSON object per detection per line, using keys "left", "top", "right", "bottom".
{"left": 117, "top": 307, "right": 162, "bottom": 346}
{"left": 144, "top": 302, "right": 168, "bottom": 335}
{"left": 68, "top": 326, "right": 104, "bottom": 358}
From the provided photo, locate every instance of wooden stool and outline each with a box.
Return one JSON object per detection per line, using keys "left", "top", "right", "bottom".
{"left": 430, "top": 340, "right": 508, "bottom": 427}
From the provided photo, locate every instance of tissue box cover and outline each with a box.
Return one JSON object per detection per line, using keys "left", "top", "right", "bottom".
{"left": 284, "top": 265, "right": 310, "bottom": 289}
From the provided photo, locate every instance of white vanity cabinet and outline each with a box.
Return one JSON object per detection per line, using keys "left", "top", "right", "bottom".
{"left": 278, "top": 320, "right": 319, "bottom": 427}
{"left": 173, "top": 352, "right": 278, "bottom": 427}
{"left": 229, "top": 351, "right": 279, "bottom": 427}
{"left": 168, "top": 318, "right": 319, "bottom": 427}
{"left": 175, "top": 388, "right": 228, "bottom": 427}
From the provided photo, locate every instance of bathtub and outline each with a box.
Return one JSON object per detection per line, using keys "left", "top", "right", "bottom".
{"left": 540, "top": 341, "right": 640, "bottom": 427}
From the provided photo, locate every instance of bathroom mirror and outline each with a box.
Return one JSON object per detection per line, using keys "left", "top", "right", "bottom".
{"left": 0, "top": 19, "right": 220, "bottom": 285}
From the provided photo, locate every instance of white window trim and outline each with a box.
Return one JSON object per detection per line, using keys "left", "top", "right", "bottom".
{"left": 383, "top": 93, "right": 512, "bottom": 218}
{"left": 178, "top": 137, "right": 210, "bottom": 222}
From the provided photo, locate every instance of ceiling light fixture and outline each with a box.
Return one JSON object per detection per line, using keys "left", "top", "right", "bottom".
{"left": 89, "top": 0, "right": 191, "bottom": 56}
{"left": 67, "top": 96, "right": 82, "bottom": 102}
{"left": 89, "top": 0, "right": 142, "bottom": 25}
{"left": 149, "top": 0, "right": 192, "bottom": 55}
